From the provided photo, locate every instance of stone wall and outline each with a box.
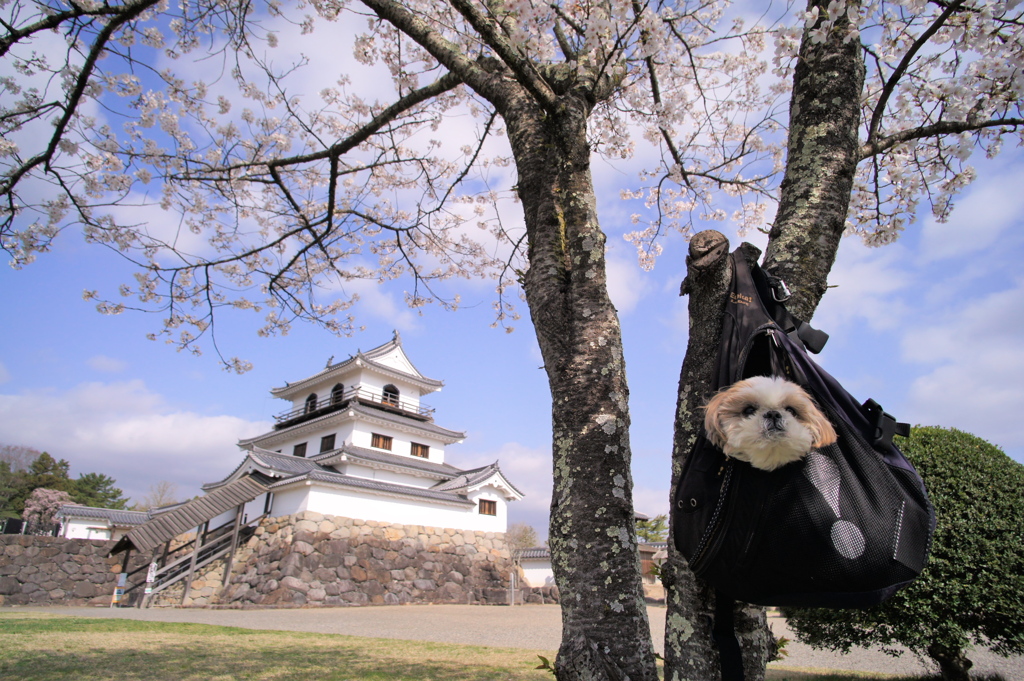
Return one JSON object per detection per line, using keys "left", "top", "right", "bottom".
{"left": 0, "top": 535, "right": 147, "bottom": 606}
{"left": 210, "top": 511, "right": 559, "bottom": 607}
{"left": 1, "top": 514, "right": 561, "bottom": 609}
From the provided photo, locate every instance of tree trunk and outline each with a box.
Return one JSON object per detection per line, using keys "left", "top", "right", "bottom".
{"left": 762, "top": 0, "right": 866, "bottom": 318}
{"left": 664, "top": 3, "right": 866, "bottom": 679}
{"left": 663, "top": 235, "right": 774, "bottom": 681}
{"left": 504, "top": 90, "right": 658, "bottom": 681}
{"left": 928, "top": 643, "right": 973, "bottom": 681}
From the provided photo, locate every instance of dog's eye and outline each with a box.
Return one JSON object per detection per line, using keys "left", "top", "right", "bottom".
{"left": 742, "top": 405, "right": 757, "bottom": 417}
{"left": 785, "top": 406, "right": 799, "bottom": 418}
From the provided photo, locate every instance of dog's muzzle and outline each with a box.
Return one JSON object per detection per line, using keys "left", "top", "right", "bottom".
{"left": 763, "top": 410, "right": 786, "bottom": 433}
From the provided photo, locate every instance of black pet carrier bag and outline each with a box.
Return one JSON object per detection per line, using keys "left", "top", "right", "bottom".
{"left": 673, "top": 247, "right": 935, "bottom": 610}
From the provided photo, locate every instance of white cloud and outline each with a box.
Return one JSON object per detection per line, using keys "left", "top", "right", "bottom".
{"left": 606, "top": 249, "right": 653, "bottom": 315}
{"left": 87, "top": 355, "right": 128, "bottom": 373}
{"left": 459, "top": 442, "right": 552, "bottom": 540}
{"left": 344, "top": 278, "right": 423, "bottom": 332}
{"left": 901, "top": 279, "right": 1024, "bottom": 456}
{"left": 919, "top": 164, "right": 1024, "bottom": 263}
{"left": 632, "top": 483, "right": 671, "bottom": 521}
{"left": 0, "top": 381, "right": 269, "bottom": 505}
{"left": 813, "top": 239, "right": 913, "bottom": 332}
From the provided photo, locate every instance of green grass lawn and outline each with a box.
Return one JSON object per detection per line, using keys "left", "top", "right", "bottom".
{"left": 0, "top": 612, "right": 914, "bottom": 681}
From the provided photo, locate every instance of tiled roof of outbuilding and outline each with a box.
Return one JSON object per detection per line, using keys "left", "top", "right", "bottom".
{"left": 56, "top": 505, "right": 150, "bottom": 527}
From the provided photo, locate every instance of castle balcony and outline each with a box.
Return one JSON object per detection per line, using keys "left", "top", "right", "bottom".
{"left": 273, "top": 387, "right": 434, "bottom": 430}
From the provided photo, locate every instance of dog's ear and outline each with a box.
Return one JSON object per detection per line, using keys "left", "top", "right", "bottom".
{"left": 806, "top": 400, "right": 838, "bottom": 448}
{"left": 702, "top": 388, "right": 732, "bottom": 449}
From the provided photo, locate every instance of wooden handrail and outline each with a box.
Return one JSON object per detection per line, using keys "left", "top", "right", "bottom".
{"left": 273, "top": 386, "right": 434, "bottom": 423}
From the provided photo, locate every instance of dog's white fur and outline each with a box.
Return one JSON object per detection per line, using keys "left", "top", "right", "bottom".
{"left": 703, "top": 376, "right": 837, "bottom": 471}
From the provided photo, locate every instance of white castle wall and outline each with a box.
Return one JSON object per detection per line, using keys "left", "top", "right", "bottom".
{"left": 268, "top": 484, "right": 507, "bottom": 534}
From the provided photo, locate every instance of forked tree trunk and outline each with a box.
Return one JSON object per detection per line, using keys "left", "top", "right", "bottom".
{"left": 663, "top": 2, "right": 866, "bottom": 679}
{"left": 504, "top": 90, "right": 658, "bottom": 681}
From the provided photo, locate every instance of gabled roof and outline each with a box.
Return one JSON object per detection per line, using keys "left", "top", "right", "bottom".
{"left": 56, "top": 505, "right": 151, "bottom": 527}
{"left": 430, "top": 462, "right": 525, "bottom": 500}
{"left": 269, "top": 333, "right": 443, "bottom": 400}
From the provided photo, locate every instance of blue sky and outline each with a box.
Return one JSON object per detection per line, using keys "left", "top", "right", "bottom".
{"left": 2, "top": 147, "right": 1023, "bottom": 537}
{"left": 3, "top": 0, "right": 1023, "bottom": 536}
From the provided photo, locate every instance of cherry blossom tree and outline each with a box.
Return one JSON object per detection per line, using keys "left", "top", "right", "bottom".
{"left": 2, "top": 1, "right": 774, "bottom": 677}
{"left": 2, "top": 0, "right": 1022, "bottom": 678}
{"left": 22, "top": 487, "right": 73, "bottom": 532}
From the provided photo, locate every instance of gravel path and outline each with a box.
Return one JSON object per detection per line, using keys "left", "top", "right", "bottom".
{"left": 7, "top": 604, "right": 1022, "bottom": 679}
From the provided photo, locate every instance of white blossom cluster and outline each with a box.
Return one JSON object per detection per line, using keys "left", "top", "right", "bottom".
{"left": 1, "top": 0, "right": 1021, "bottom": 367}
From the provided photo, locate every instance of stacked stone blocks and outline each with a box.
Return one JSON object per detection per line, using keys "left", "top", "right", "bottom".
{"left": 0, "top": 535, "right": 147, "bottom": 606}
{"left": 1, "top": 512, "right": 561, "bottom": 608}
{"left": 215, "top": 511, "right": 543, "bottom": 607}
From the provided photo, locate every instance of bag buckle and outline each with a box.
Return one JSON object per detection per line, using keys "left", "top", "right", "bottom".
{"left": 767, "top": 276, "right": 791, "bottom": 302}
{"left": 863, "top": 399, "right": 911, "bottom": 448}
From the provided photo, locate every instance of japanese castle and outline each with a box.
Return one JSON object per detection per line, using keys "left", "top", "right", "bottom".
{"left": 203, "top": 332, "right": 524, "bottom": 532}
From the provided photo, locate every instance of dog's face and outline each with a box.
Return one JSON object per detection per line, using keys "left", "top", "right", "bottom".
{"left": 703, "top": 376, "right": 837, "bottom": 471}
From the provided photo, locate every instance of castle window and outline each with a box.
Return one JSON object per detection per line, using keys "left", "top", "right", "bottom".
{"left": 371, "top": 433, "right": 393, "bottom": 451}
{"left": 382, "top": 384, "right": 399, "bottom": 406}
{"left": 304, "top": 393, "right": 318, "bottom": 414}
{"left": 478, "top": 499, "right": 497, "bottom": 516}
{"left": 293, "top": 442, "right": 307, "bottom": 458}
{"left": 330, "top": 383, "right": 344, "bottom": 405}
{"left": 320, "top": 434, "right": 336, "bottom": 453}
{"left": 410, "top": 442, "right": 429, "bottom": 459}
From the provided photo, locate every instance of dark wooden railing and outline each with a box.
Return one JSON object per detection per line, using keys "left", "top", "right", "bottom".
{"left": 273, "top": 387, "right": 433, "bottom": 429}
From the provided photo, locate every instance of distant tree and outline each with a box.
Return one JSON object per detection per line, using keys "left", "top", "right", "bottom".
{"left": 23, "top": 453, "right": 74, "bottom": 491}
{"left": 134, "top": 481, "right": 179, "bottom": 511}
{"left": 0, "top": 462, "right": 21, "bottom": 520}
{"left": 22, "top": 487, "right": 74, "bottom": 533}
{"left": 0, "top": 444, "right": 41, "bottom": 472}
{"left": 6, "top": 452, "right": 74, "bottom": 514}
{"left": 505, "top": 522, "right": 540, "bottom": 553}
{"left": 73, "top": 473, "right": 130, "bottom": 510}
{"left": 635, "top": 514, "right": 668, "bottom": 543}
{"left": 784, "top": 427, "right": 1024, "bottom": 681}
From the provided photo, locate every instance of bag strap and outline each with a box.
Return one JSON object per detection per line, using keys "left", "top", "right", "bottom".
{"left": 748, "top": 261, "right": 829, "bottom": 355}
{"left": 712, "top": 590, "right": 745, "bottom": 681}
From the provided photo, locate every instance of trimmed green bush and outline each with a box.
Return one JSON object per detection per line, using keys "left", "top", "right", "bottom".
{"left": 784, "top": 426, "right": 1024, "bottom": 681}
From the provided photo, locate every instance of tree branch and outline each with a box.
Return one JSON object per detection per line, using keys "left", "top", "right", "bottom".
{"left": 357, "top": 0, "right": 507, "bottom": 104}
{"left": 447, "top": 0, "right": 558, "bottom": 112}
{"left": 860, "top": 117, "right": 1024, "bottom": 159}
{"left": 865, "top": 0, "right": 965, "bottom": 144}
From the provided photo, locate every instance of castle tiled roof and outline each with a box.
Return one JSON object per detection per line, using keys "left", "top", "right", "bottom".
{"left": 56, "top": 505, "right": 151, "bottom": 527}
{"left": 237, "top": 400, "right": 466, "bottom": 449}
{"left": 269, "top": 469, "right": 476, "bottom": 507}
{"left": 315, "top": 444, "right": 463, "bottom": 478}
{"left": 202, "top": 444, "right": 520, "bottom": 508}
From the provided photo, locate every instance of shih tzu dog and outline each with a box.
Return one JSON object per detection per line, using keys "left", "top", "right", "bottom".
{"left": 703, "top": 376, "right": 837, "bottom": 471}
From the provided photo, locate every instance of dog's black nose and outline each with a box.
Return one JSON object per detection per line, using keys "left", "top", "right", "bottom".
{"left": 764, "top": 410, "right": 784, "bottom": 430}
